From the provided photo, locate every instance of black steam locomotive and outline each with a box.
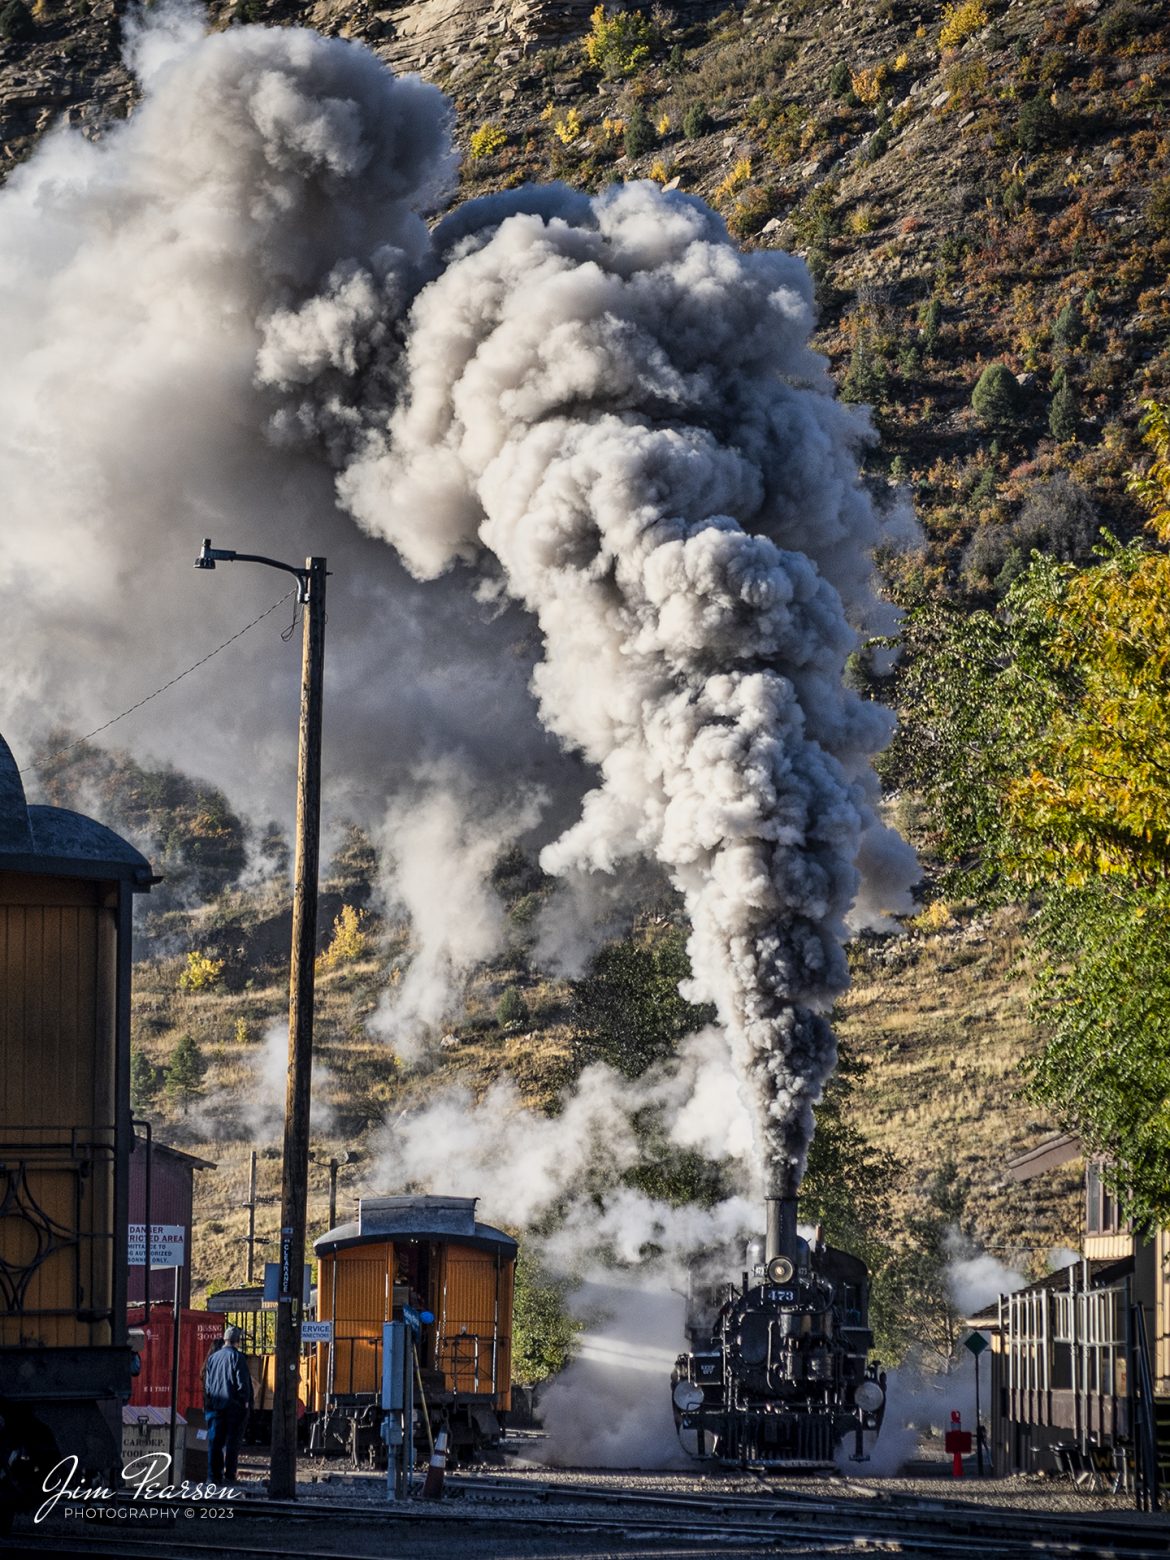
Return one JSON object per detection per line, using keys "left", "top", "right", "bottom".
{"left": 672, "top": 1197, "right": 885, "bottom": 1467}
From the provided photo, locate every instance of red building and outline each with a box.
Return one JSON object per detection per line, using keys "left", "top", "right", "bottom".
{"left": 128, "top": 1136, "right": 215, "bottom": 1307}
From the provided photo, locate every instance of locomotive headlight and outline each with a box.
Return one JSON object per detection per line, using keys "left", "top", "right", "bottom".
{"left": 855, "top": 1380, "right": 885, "bottom": 1413}
{"left": 766, "top": 1255, "right": 794, "bottom": 1284}
{"left": 673, "top": 1381, "right": 704, "bottom": 1413}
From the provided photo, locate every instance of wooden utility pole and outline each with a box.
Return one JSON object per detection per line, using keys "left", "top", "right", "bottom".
{"left": 246, "top": 1149, "right": 258, "bottom": 1285}
{"left": 270, "top": 555, "right": 327, "bottom": 1500}
{"left": 193, "top": 541, "right": 328, "bottom": 1502}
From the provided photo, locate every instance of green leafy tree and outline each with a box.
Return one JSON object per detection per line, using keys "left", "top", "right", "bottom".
{"left": 511, "top": 1249, "right": 581, "bottom": 1382}
{"left": 876, "top": 1162, "right": 971, "bottom": 1370}
{"left": 165, "top": 1033, "right": 206, "bottom": 1116}
{"left": 583, "top": 3, "right": 653, "bottom": 78}
{"left": 496, "top": 986, "right": 530, "bottom": 1030}
{"left": 571, "top": 928, "right": 715, "bottom": 1078}
{"left": 971, "top": 362, "right": 1022, "bottom": 431}
{"left": 0, "top": 0, "right": 33, "bottom": 40}
{"left": 888, "top": 404, "right": 1170, "bottom": 1226}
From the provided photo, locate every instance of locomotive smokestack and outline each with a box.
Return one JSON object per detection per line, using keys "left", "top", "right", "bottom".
{"left": 765, "top": 1196, "right": 798, "bottom": 1265}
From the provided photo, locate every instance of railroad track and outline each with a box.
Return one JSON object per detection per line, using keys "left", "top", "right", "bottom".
{"left": 443, "top": 1470, "right": 1168, "bottom": 1556}
{"left": 11, "top": 1481, "right": 1169, "bottom": 1560}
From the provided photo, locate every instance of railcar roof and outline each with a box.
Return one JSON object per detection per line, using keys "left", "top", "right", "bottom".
{"left": 0, "top": 731, "right": 154, "bottom": 885}
{"left": 315, "top": 1194, "right": 517, "bottom": 1257}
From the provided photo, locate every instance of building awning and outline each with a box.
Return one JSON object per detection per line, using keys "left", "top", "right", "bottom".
{"left": 1006, "top": 1133, "right": 1081, "bottom": 1182}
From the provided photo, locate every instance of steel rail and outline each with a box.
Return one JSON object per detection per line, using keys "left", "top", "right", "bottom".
{"left": 20, "top": 1492, "right": 1170, "bottom": 1560}
{"left": 446, "top": 1470, "right": 1166, "bottom": 1546}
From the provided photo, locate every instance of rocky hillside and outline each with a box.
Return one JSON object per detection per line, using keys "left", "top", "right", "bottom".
{"left": 4, "top": 0, "right": 1166, "bottom": 597}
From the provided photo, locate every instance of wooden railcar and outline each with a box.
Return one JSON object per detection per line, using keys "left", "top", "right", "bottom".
{"left": 0, "top": 731, "right": 153, "bottom": 1526}
{"left": 312, "top": 1195, "right": 515, "bottom": 1462}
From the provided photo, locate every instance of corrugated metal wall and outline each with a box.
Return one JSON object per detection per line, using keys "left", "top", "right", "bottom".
{"left": 437, "top": 1243, "right": 512, "bottom": 1407}
{"left": 0, "top": 873, "right": 117, "bottom": 1350}
{"left": 319, "top": 1243, "right": 392, "bottom": 1399}
{"left": 127, "top": 1148, "right": 197, "bottom": 1306}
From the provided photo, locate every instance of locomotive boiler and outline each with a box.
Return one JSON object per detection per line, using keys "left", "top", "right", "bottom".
{"left": 672, "top": 1195, "right": 885, "bottom": 1467}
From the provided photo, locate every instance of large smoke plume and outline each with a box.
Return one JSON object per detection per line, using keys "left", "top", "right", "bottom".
{"left": 0, "top": 8, "right": 915, "bottom": 1203}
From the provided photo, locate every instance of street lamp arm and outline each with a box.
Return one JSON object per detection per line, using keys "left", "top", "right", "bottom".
{"left": 195, "top": 537, "right": 322, "bottom": 602}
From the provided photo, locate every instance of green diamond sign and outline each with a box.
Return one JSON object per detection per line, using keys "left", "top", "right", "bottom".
{"left": 964, "top": 1330, "right": 990, "bottom": 1356}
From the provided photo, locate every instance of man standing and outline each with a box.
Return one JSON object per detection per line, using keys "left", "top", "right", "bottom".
{"left": 202, "top": 1325, "right": 254, "bottom": 1484}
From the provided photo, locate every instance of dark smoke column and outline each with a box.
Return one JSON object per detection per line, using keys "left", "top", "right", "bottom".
{"left": 337, "top": 181, "right": 918, "bottom": 1193}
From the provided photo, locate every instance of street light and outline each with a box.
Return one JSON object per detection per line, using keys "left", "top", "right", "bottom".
{"left": 195, "top": 537, "right": 328, "bottom": 1501}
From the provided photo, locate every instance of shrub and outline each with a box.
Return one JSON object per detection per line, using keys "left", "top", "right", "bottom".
{"left": 727, "top": 185, "right": 784, "bottom": 239}
{"left": 682, "top": 101, "right": 712, "bottom": 139}
{"left": 1147, "top": 178, "right": 1170, "bottom": 236}
{"left": 1097, "top": 0, "right": 1154, "bottom": 50}
{"left": 583, "top": 3, "right": 653, "bottom": 78}
{"left": 496, "top": 987, "right": 529, "bottom": 1029}
{"left": 846, "top": 201, "right": 880, "bottom": 235}
{"left": 469, "top": 122, "right": 508, "bottom": 159}
{"left": 828, "top": 59, "right": 852, "bottom": 99}
{"left": 851, "top": 63, "right": 889, "bottom": 106}
{"left": 913, "top": 900, "right": 956, "bottom": 933}
{"left": 178, "top": 950, "right": 224, "bottom": 992}
{"left": 714, "top": 157, "right": 753, "bottom": 205}
{"left": 554, "top": 107, "right": 583, "bottom": 145}
{"left": 656, "top": 111, "right": 670, "bottom": 136}
{"left": 0, "top": 0, "right": 33, "bottom": 39}
{"left": 864, "top": 123, "right": 892, "bottom": 162}
{"left": 649, "top": 158, "right": 670, "bottom": 183}
{"left": 790, "top": 182, "right": 840, "bottom": 249}
{"left": 319, "top": 904, "right": 369, "bottom": 970}
{"left": 1016, "top": 93, "right": 1060, "bottom": 151}
{"left": 962, "top": 472, "right": 1098, "bottom": 590}
{"left": 938, "top": 0, "right": 989, "bottom": 49}
{"left": 623, "top": 101, "right": 655, "bottom": 158}
{"left": 971, "top": 362, "right": 1022, "bottom": 430}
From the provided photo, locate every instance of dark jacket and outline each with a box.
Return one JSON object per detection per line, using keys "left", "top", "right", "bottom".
{"left": 203, "top": 1344, "right": 254, "bottom": 1416}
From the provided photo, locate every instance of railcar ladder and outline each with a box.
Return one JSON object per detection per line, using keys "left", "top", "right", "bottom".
{"left": 1131, "top": 1303, "right": 1161, "bottom": 1512}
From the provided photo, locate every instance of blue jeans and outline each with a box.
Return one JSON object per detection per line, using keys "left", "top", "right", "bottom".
{"left": 206, "top": 1404, "right": 247, "bottom": 1483}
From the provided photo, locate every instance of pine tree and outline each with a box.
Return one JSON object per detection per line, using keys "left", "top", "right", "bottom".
{"left": 1048, "top": 377, "right": 1077, "bottom": 442}
{"left": 130, "top": 1048, "right": 159, "bottom": 1112}
{"left": 624, "top": 101, "right": 655, "bottom": 158}
{"left": 971, "top": 362, "right": 1021, "bottom": 431}
{"left": 165, "top": 1033, "right": 206, "bottom": 1116}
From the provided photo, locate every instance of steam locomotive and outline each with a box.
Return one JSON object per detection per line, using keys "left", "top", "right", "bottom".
{"left": 672, "top": 1196, "right": 885, "bottom": 1467}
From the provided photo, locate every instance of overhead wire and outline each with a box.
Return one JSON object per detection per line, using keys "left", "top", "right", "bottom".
{"left": 21, "top": 587, "right": 299, "bottom": 776}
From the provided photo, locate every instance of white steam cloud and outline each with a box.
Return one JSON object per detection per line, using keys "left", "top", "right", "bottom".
{"left": 945, "top": 1230, "right": 1027, "bottom": 1317}
{"left": 371, "top": 765, "right": 545, "bottom": 1050}
{"left": 331, "top": 161, "right": 919, "bottom": 1193}
{"left": 0, "top": 7, "right": 917, "bottom": 1204}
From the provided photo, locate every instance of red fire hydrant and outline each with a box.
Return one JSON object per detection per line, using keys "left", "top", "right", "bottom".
{"left": 944, "top": 1409, "right": 973, "bottom": 1478}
